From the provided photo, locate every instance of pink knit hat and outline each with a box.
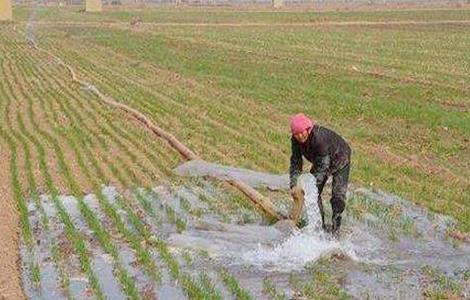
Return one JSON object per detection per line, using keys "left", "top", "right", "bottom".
{"left": 290, "top": 113, "right": 314, "bottom": 135}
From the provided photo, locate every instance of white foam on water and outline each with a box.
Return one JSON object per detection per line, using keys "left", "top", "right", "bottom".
{"left": 241, "top": 174, "right": 357, "bottom": 272}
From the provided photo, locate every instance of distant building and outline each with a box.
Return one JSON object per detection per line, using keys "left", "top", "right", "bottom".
{"left": 1, "top": 0, "right": 13, "bottom": 21}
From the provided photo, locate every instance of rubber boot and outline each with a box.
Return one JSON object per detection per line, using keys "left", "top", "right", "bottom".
{"left": 317, "top": 196, "right": 327, "bottom": 231}
{"left": 331, "top": 214, "right": 342, "bottom": 235}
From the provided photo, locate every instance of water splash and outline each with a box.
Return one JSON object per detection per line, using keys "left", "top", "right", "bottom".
{"left": 301, "top": 173, "right": 321, "bottom": 228}
{"left": 241, "top": 174, "right": 356, "bottom": 272}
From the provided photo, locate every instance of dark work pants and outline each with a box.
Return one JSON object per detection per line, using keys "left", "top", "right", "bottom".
{"left": 312, "top": 164, "right": 350, "bottom": 221}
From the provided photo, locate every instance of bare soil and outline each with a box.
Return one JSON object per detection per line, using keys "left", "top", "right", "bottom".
{"left": 0, "top": 149, "right": 24, "bottom": 300}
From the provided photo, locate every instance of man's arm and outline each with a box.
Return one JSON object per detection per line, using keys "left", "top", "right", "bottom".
{"left": 289, "top": 138, "right": 303, "bottom": 189}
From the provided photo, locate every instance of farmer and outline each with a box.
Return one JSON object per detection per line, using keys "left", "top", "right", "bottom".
{"left": 289, "top": 113, "right": 351, "bottom": 234}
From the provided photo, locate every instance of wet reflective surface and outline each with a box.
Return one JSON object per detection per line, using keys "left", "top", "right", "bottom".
{"left": 21, "top": 166, "right": 470, "bottom": 299}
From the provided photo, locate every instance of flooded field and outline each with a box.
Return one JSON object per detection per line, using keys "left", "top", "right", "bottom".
{"left": 21, "top": 165, "right": 470, "bottom": 299}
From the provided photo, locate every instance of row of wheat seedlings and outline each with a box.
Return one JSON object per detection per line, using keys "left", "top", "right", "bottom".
{"left": 11, "top": 38, "right": 162, "bottom": 298}
{"left": 12, "top": 27, "right": 260, "bottom": 296}
{"left": 14, "top": 41, "right": 168, "bottom": 298}
{"left": 31, "top": 59, "right": 156, "bottom": 187}
{"left": 22, "top": 36, "right": 233, "bottom": 299}
{"left": 46, "top": 58, "right": 180, "bottom": 178}
{"left": 0, "top": 40, "right": 75, "bottom": 297}
{"left": 1, "top": 41, "right": 102, "bottom": 298}
{"left": 59, "top": 35, "right": 289, "bottom": 160}
{"left": 7, "top": 42, "right": 111, "bottom": 299}
{"left": 43, "top": 33, "right": 272, "bottom": 204}
{"left": 42, "top": 36, "right": 278, "bottom": 218}
{"left": 25, "top": 49, "right": 178, "bottom": 293}
{"left": 171, "top": 187, "right": 258, "bottom": 299}
{"left": 43, "top": 35, "right": 285, "bottom": 171}
{"left": 137, "top": 185, "right": 259, "bottom": 299}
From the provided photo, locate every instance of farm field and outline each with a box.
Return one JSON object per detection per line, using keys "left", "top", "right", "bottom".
{"left": 0, "top": 4, "right": 469, "bottom": 299}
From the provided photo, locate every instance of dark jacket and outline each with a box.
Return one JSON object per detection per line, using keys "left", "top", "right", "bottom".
{"left": 289, "top": 125, "right": 351, "bottom": 188}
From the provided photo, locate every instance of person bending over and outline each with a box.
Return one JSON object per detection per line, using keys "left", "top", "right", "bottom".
{"left": 289, "top": 113, "right": 351, "bottom": 234}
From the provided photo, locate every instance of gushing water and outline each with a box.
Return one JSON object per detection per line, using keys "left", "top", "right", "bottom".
{"left": 241, "top": 174, "right": 355, "bottom": 272}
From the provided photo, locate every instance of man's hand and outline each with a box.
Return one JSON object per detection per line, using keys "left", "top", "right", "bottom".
{"left": 289, "top": 187, "right": 295, "bottom": 199}
{"left": 289, "top": 185, "right": 305, "bottom": 225}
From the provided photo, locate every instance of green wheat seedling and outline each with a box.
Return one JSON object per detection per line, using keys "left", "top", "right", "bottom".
{"left": 26, "top": 67, "right": 151, "bottom": 299}
{"left": 12, "top": 52, "right": 137, "bottom": 298}
{"left": 119, "top": 197, "right": 213, "bottom": 299}
{"left": 348, "top": 194, "right": 418, "bottom": 238}
{"left": 182, "top": 250, "right": 193, "bottom": 266}
{"left": 421, "top": 265, "right": 463, "bottom": 299}
{"left": 199, "top": 272, "right": 223, "bottom": 300}
{"left": 41, "top": 43, "right": 174, "bottom": 176}
{"left": 77, "top": 94, "right": 169, "bottom": 177}
{"left": 48, "top": 15, "right": 470, "bottom": 231}
{"left": 178, "top": 194, "right": 205, "bottom": 218}
{"left": 9, "top": 57, "right": 105, "bottom": 300}
{"left": 263, "top": 277, "right": 287, "bottom": 300}
{"left": 2, "top": 69, "right": 71, "bottom": 296}
{"left": 135, "top": 189, "right": 161, "bottom": 225}
{"left": 165, "top": 204, "right": 187, "bottom": 233}
{"left": 49, "top": 90, "right": 162, "bottom": 284}
{"left": 0, "top": 61, "right": 33, "bottom": 248}
{"left": 0, "top": 54, "right": 72, "bottom": 293}
{"left": 49, "top": 83, "right": 145, "bottom": 187}
{"left": 32, "top": 82, "right": 164, "bottom": 287}
{"left": 219, "top": 268, "right": 253, "bottom": 300}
